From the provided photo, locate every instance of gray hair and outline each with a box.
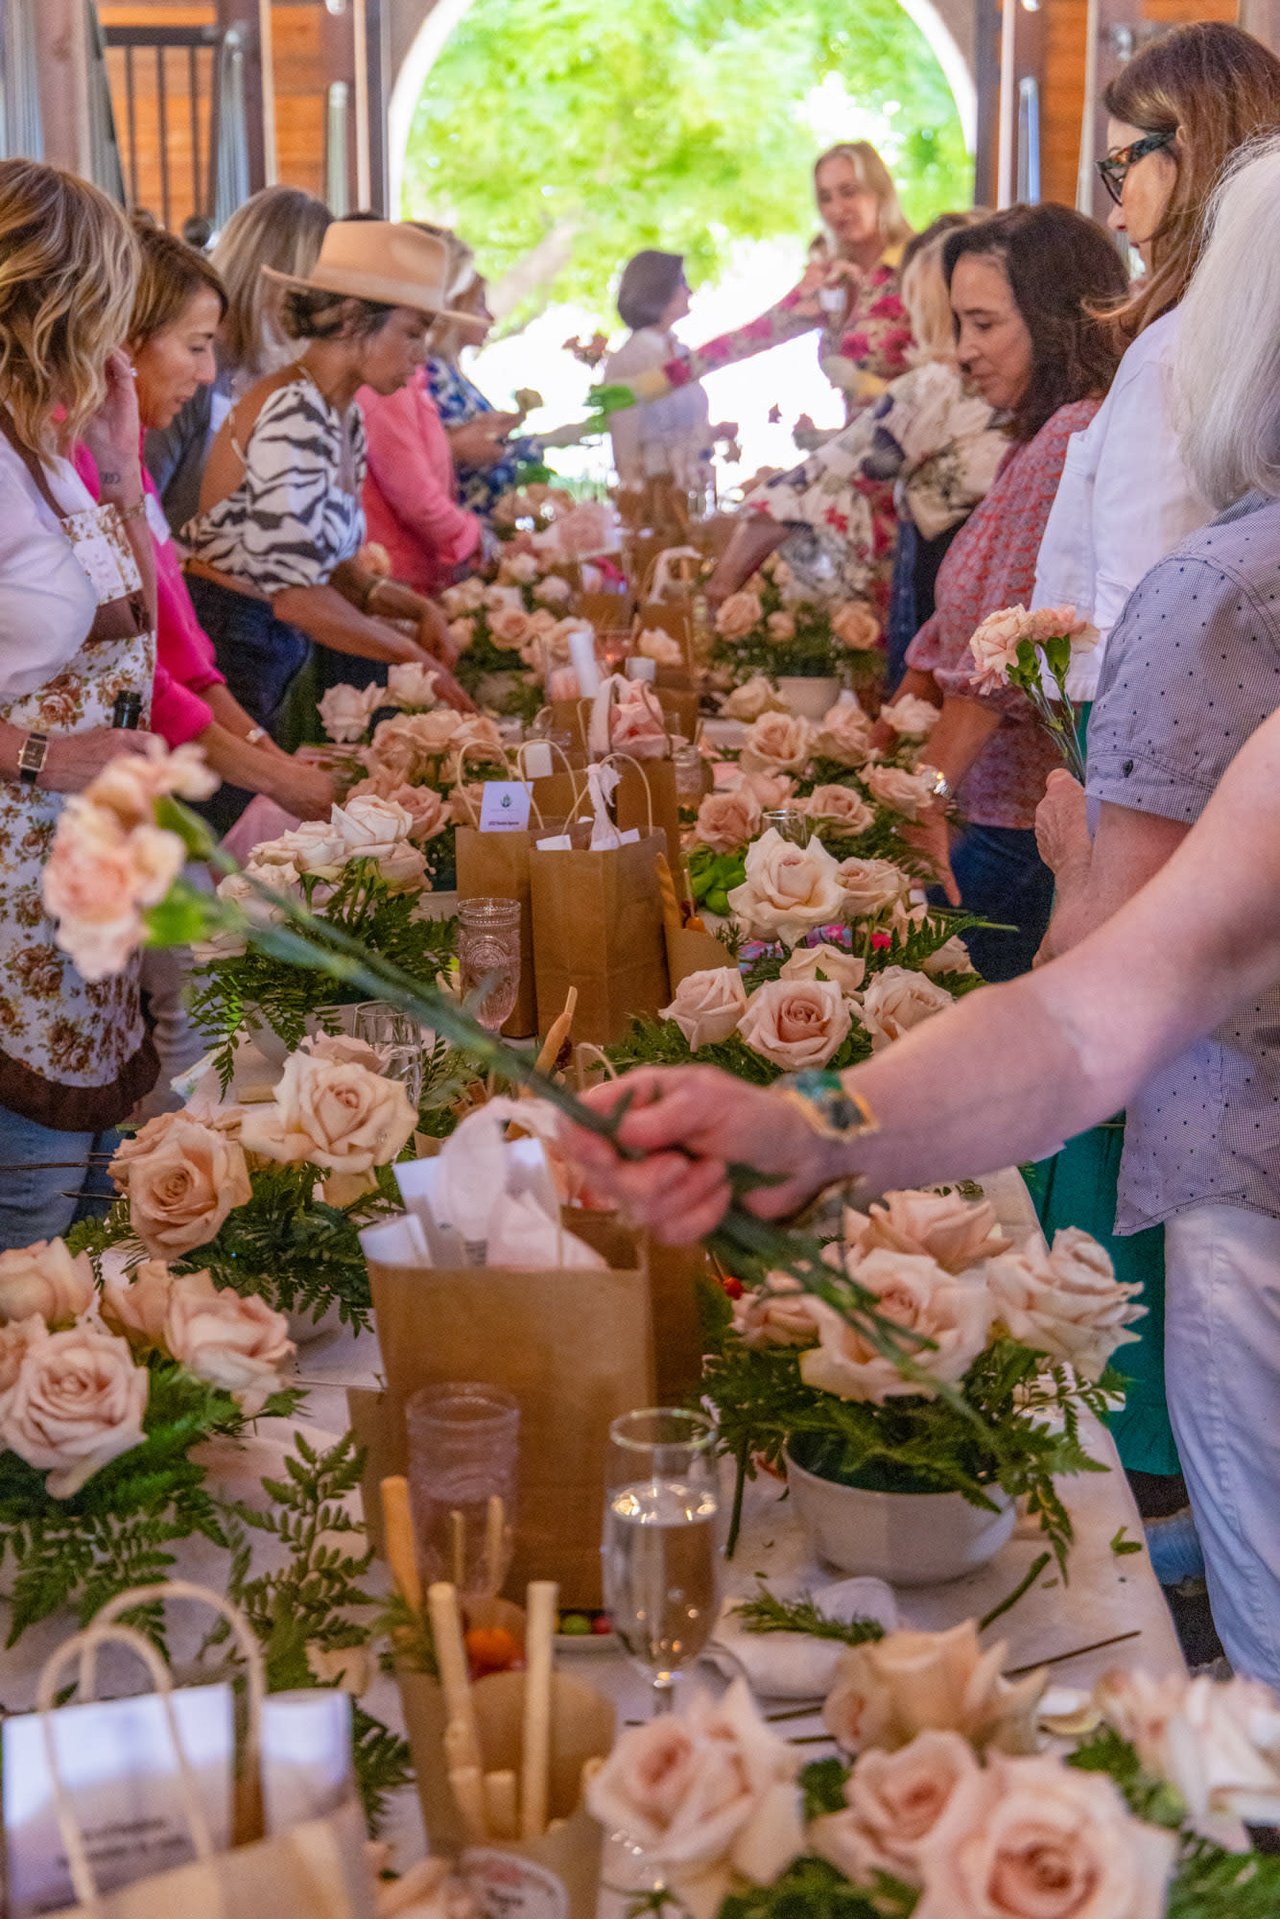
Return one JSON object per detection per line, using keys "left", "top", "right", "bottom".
{"left": 1176, "top": 133, "right": 1280, "bottom": 508}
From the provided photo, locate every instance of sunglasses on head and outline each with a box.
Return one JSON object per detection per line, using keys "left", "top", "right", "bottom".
{"left": 1096, "top": 129, "right": 1176, "bottom": 206}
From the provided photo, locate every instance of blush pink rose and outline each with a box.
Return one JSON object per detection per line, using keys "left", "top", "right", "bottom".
{"left": 164, "top": 1271, "right": 294, "bottom": 1416}
{"left": 662, "top": 967, "right": 748, "bottom": 1050}
{"left": 715, "top": 590, "right": 764, "bottom": 640}
{"left": 0, "top": 1322, "right": 148, "bottom": 1497}
{"left": 737, "top": 976, "right": 852, "bottom": 1070}
{"left": 695, "top": 789, "right": 762, "bottom": 855}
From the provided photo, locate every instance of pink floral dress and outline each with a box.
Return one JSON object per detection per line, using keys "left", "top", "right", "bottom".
{"left": 0, "top": 424, "right": 157, "bottom": 1128}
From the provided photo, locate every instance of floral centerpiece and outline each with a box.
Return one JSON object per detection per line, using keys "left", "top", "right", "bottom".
{"left": 709, "top": 555, "right": 883, "bottom": 700}
{"left": 0, "top": 1232, "right": 295, "bottom": 1641}
{"left": 74, "top": 1037, "right": 432, "bottom": 1333}
{"left": 439, "top": 574, "right": 580, "bottom": 719}
{"left": 587, "top": 1624, "right": 1280, "bottom": 1919}
{"left": 700, "top": 1186, "right": 1142, "bottom": 1570}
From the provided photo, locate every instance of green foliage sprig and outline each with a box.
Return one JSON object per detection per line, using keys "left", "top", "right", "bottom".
{"left": 0, "top": 1362, "right": 294, "bottom": 1645}
{"left": 732, "top": 1582, "right": 886, "bottom": 1648}
{"left": 188, "top": 857, "right": 458, "bottom": 1090}
{"left": 719, "top": 1856, "right": 917, "bottom": 1919}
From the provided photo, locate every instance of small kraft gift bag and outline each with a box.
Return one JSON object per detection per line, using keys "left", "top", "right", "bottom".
{"left": 3, "top": 1580, "right": 374, "bottom": 1919}
{"left": 527, "top": 764, "right": 671, "bottom": 1047}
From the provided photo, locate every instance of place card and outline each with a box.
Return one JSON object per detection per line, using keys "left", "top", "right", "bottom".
{"left": 478, "top": 782, "right": 532, "bottom": 833}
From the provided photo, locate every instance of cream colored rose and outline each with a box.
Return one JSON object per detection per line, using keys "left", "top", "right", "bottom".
{"left": 835, "top": 858, "right": 910, "bottom": 920}
{"left": 823, "top": 1621, "right": 1045, "bottom": 1757}
{"left": 695, "top": 789, "right": 762, "bottom": 855}
{"left": 715, "top": 590, "right": 764, "bottom": 640}
{"left": 860, "top": 967, "right": 953, "bottom": 1049}
{"left": 831, "top": 603, "right": 880, "bottom": 651}
{"left": 0, "top": 1316, "right": 45, "bottom": 1419}
{"left": 490, "top": 606, "right": 533, "bottom": 651}
{"left": 779, "top": 943, "right": 865, "bottom": 995}
{"left": 803, "top": 785, "right": 874, "bottom": 835}
{"left": 0, "top": 1239, "right": 94, "bottom": 1328}
{"left": 738, "top": 977, "right": 852, "bottom": 1070}
{"left": 449, "top": 715, "right": 506, "bottom": 763}
{"left": 369, "top": 711, "right": 462, "bottom": 784}
{"left": 111, "top": 1115, "right": 252, "bottom": 1258}
{"left": 741, "top": 770, "right": 796, "bottom": 808}
{"left": 766, "top": 611, "right": 795, "bottom": 643}
{"left": 317, "top": 682, "right": 382, "bottom": 744}
{"left": 498, "top": 551, "right": 539, "bottom": 585}
{"left": 441, "top": 577, "right": 485, "bottom": 614}
{"left": 853, "top": 1189, "right": 1010, "bottom": 1274}
{"left": 732, "top": 1274, "right": 822, "bottom": 1349}
{"left": 1095, "top": 1669, "right": 1280, "bottom": 1828}
{"left": 241, "top": 1050, "right": 417, "bottom": 1174}
{"left": 968, "top": 604, "right": 1031, "bottom": 693}
{"left": 101, "top": 1258, "right": 175, "bottom": 1350}
{"left": 251, "top": 819, "right": 345, "bottom": 877}
{"left": 923, "top": 933, "right": 977, "bottom": 978}
{"left": 739, "top": 712, "right": 815, "bottom": 776}
{"left": 662, "top": 967, "right": 748, "bottom": 1050}
{"left": 637, "top": 627, "right": 685, "bottom": 667}
{"left": 912, "top": 1753, "right": 1174, "bottom": 1919}
{"left": 86, "top": 739, "right": 219, "bottom": 826}
{"left": 863, "top": 763, "right": 936, "bottom": 821}
{"left": 330, "top": 795, "right": 427, "bottom": 889}
{"left": 386, "top": 661, "right": 441, "bottom": 710}
{"left": 164, "top": 1271, "right": 294, "bottom": 1417}
{"left": 880, "top": 694, "right": 940, "bottom": 738}
{"left": 44, "top": 795, "right": 184, "bottom": 983}
{"left": 533, "top": 574, "right": 572, "bottom": 608}
{"left": 585, "top": 1679, "right": 805, "bottom": 1919}
{"left": 447, "top": 616, "right": 474, "bottom": 651}
{"left": 801, "top": 1251, "right": 992, "bottom": 1402}
{"left": 815, "top": 701, "right": 873, "bottom": 767}
{"left": 724, "top": 675, "right": 785, "bottom": 722}
{"left": 986, "top": 1227, "right": 1143, "bottom": 1379}
{"left": 0, "top": 1323, "right": 148, "bottom": 1497}
{"left": 727, "top": 829, "right": 845, "bottom": 942}
{"left": 345, "top": 776, "right": 451, "bottom": 844}
{"left": 811, "top": 1730, "right": 980, "bottom": 1888}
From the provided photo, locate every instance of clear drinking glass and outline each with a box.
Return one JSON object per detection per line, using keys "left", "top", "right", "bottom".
{"left": 351, "top": 1000, "right": 422, "bottom": 1048}
{"left": 406, "top": 1381, "right": 520, "bottom": 1595}
{"left": 602, "top": 1408, "right": 720, "bottom": 1710}
{"left": 456, "top": 897, "right": 522, "bottom": 1032}
{"left": 760, "top": 807, "right": 812, "bottom": 846}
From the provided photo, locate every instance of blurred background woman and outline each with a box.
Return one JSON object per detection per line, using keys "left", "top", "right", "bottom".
{"left": 0, "top": 160, "right": 160, "bottom": 1243}
{"left": 603, "top": 250, "right": 717, "bottom": 493}
{"left": 146, "top": 184, "right": 332, "bottom": 536}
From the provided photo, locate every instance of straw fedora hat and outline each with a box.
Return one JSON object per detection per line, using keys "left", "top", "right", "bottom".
{"left": 262, "top": 220, "right": 473, "bottom": 320}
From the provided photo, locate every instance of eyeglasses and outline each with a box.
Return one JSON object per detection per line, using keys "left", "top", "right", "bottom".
{"left": 1096, "top": 129, "right": 1176, "bottom": 206}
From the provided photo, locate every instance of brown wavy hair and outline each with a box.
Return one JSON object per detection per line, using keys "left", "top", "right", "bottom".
{"left": 0, "top": 159, "right": 139, "bottom": 457}
{"left": 127, "top": 216, "right": 227, "bottom": 348}
{"left": 944, "top": 204, "right": 1128, "bottom": 442}
{"left": 1101, "top": 22, "right": 1280, "bottom": 344}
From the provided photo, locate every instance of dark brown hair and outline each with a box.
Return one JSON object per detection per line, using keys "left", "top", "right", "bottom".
{"left": 1100, "top": 22, "right": 1280, "bottom": 344}
{"left": 616, "top": 251, "right": 685, "bottom": 331}
{"left": 127, "top": 215, "right": 226, "bottom": 347}
{"left": 280, "top": 286, "right": 394, "bottom": 340}
{"left": 944, "top": 203, "right": 1128, "bottom": 441}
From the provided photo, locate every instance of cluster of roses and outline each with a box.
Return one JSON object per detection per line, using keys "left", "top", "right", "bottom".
{"left": 0, "top": 1233, "right": 293, "bottom": 1500}
{"left": 103, "top": 1036, "right": 417, "bottom": 1296}
{"left": 710, "top": 552, "right": 882, "bottom": 690}
{"left": 589, "top": 1611, "right": 1275, "bottom": 1919}
{"left": 438, "top": 565, "right": 595, "bottom": 692}
{"left": 733, "top": 1186, "right": 1143, "bottom": 1403}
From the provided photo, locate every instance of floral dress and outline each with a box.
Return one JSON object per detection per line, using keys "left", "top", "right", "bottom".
{"left": 0, "top": 423, "right": 157, "bottom": 1129}
{"left": 425, "top": 357, "right": 545, "bottom": 521}
{"left": 743, "top": 362, "right": 1006, "bottom": 625}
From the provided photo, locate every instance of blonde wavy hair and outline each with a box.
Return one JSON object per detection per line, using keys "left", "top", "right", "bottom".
{"left": 813, "top": 140, "right": 913, "bottom": 251}
{"left": 0, "top": 159, "right": 139, "bottom": 458}
{"left": 409, "top": 221, "right": 479, "bottom": 361}
{"left": 212, "top": 184, "right": 331, "bottom": 379}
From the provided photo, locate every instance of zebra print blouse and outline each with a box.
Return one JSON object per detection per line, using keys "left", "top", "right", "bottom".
{"left": 184, "top": 375, "right": 366, "bottom": 597}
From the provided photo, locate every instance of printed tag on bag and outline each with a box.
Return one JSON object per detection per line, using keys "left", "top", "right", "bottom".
{"left": 462, "top": 1847, "right": 569, "bottom": 1919}
{"left": 3, "top": 1684, "right": 234, "bottom": 1916}
{"left": 479, "top": 783, "right": 532, "bottom": 833}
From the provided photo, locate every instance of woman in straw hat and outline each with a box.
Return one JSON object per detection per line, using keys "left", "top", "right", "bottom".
{"left": 184, "top": 220, "right": 475, "bottom": 787}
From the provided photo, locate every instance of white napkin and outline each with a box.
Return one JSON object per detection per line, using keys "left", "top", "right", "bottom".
{"left": 585, "top": 760, "right": 624, "bottom": 850}
{"left": 706, "top": 1578, "right": 900, "bottom": 1699}
{"left": 586, "top": 674, "right": 628, "bottom": 760}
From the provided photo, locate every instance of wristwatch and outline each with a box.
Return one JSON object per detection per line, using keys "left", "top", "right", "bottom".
{"left": 18, "top": 732, "right": 49, "bottom": 788}
{"left": 915, "top": 761, "right": 955, "bottom": 807}
{"left": 780, "top": 1069, "right": 878, "bottom": 1143}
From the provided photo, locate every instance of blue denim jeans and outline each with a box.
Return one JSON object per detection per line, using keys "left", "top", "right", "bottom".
{"left": 929, "top": 820, "right": 1055, "bottom": 983}
{"left": 0, "top": 1103, "right": 120, "bottom": 1250}
{"left": 185, "top": 574, "right": 311, "bottom": 733}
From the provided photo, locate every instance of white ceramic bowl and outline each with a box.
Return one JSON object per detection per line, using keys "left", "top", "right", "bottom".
{"left": 784, "top": 1446, "right": 1016, "bottom": 1586}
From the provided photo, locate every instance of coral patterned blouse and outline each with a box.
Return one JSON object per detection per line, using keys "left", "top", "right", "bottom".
{"left": 905, "top": 399, "right": 1100, "bottom": 830}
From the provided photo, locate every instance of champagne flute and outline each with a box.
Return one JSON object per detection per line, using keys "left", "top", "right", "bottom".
{"left": 602, "top": 1408, "right": 720, "bottom": 1712}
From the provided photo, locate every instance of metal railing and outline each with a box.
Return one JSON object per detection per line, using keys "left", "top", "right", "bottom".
{"left": 104, "top": 20, "right": 251, "bottom": 230}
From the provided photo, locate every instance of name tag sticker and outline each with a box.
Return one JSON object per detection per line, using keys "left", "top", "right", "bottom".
{"left": 478, "top": 782, "right": 532, "bottom": 833}
{"left": 144, "top": 492, "right": 173, "bottom": 546}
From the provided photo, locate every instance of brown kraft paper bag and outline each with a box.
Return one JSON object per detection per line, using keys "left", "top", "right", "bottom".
{"left": 359, "top": 1210, "right": 653, "bottom": 1606}
{"left": 528, "top": 829, "right": 670, "bottom": 1046}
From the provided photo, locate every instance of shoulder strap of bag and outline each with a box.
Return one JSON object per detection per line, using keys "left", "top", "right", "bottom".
{"left": 0, "top": 401, "right": 75, "bottom": 520}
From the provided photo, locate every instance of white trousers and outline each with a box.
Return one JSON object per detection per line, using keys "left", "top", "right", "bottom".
{"left": 1165, "top": 1202, "right": 1280, "bottom": 1685}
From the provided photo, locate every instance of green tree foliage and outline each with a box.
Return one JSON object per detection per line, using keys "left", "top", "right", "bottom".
{"left": 403, "top": 0, "right": 972, "bottom": 319}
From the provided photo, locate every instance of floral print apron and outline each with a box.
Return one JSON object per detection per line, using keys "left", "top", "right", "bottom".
{"left": 0, "top": 421, "right": 157, "bottom": 1129}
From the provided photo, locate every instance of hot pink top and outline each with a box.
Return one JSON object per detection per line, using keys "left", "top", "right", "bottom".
{"left": 359, "top": 369, "right": 481, "bottom": 594}
{"left": 74, "top": 444, "right": 224, "bottom": 747}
